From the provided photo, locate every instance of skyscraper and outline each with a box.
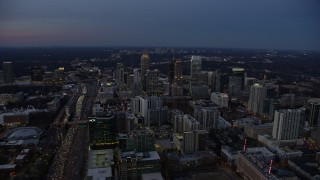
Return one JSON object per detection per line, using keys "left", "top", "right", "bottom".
{"left": 174, "top": 60, "right": 182, "bottom": 82}
{"left": 190, "top": 56, "right": 202, "bottom": 78}
{"left": 131, "top": 68, "right": 142, "bottom": 97}
{"left": 114, "top": 63, "right": 125, "bottom": 83}
{"left": 141, "top": 51, "right": 150, "bottom": 90}
{"left": 315, "top": 110, "right": 320, "bottom": 143}
{"left": 169, "top": 58, "right": 176, "bottom": 84}
{"left": 145, "top": 69, "right": 159, "bottom": 96}
{"left": 88, "top": 111, "right": 118, "bottom": 150}
{"left": 30, "top": 66, "right": 44, "bottom": 81}
{"left": 272, "top": 109, "right": 305, "bottom": 140}
{"left": 208, "top": 70, "right": 221, "bottom": 92}
{"left": 228, "top": 68, "right": 245, "bottom": 98}
{"left": 3, "top": 61, "right": 14, "bottom": 83}
{"left": 307, "top": 98, "right": 320, "bottom": 127}
{"left": 192, "top": 101, "right": 220, "bottom": 130}
{"left": 133, "top": 68, "right": 141, "bottom": 83}
{"left": 248, "top": 83, "right": 266, "bottom": 114}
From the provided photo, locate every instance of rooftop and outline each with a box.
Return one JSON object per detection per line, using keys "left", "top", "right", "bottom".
{"left": 141, "top": 172, "right": 164, "bottom": 180}
{"left": 88, "top": 149, "right": 114, "bottom": 169}
{"left": 87, "top": 167, "right": 112, "bottom": 179}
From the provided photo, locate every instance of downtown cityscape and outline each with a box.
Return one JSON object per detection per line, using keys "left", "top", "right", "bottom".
{"left": 1, "top": 0, "right": 320, "bottom": 180}
{"left": 0, "top": 47, "right": 319, "bottom": 180}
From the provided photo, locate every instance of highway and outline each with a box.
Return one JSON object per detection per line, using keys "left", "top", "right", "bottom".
{"left": 47, "top": 81, "right": 98, "bottom": 180}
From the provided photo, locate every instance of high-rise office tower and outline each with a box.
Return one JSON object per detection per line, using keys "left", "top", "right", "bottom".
{"left": 192, "top": 101, "right": 220, "bottom": 130}
{"left": 272, "top": 109, "right": 305, "bottom": 140}
{"left": 3, "top": 61, "right": 14, "bottom": 83}
{"left": 145, "top": 69, "right": 159, "bottom": 96}
{"left": 208, "top": 70, "right": 221, "bottom": 92}
{"left": 315, "top": 111, "right": 320, "bottom": 143}
{"left": 131, "top": 69, "right": 142, "bottom": 97}
{"left": 201, "top": 107, "right": 220, "bottom": 130}
{"left": 140, "top": 51, "right": 150, "bottom": 81}
{"left": 248, "top": 83, "right": 266, "bottom": 114}
{"left": 307, "top": 98, "right": 320, "bottom": 127}
{"left": 174, "top": 60, "right": 182, "bottom": 82}
{"left": 114, "top": 63, "right": 125, "bottom": 83}
{"left": 169, "top": 58, "right": 176, "bottom": 84}
{"left": 88, "top": 112, "right": 118, "bottom": 150}
{"left": 190, "top": 56, "right": 202, "bottom": 78}
{"left": 0, "top": 70, "right": 4, "bottom": 84}
{"left": 228, "top": 68, "right": 245, "bottom": 98}
{"left": 30, "top": 66, "right": 44, "bottom": 81}
{"left": 133, "top": 68, "right": 141, "bottom": 83}
{"left": 126, "top": 74, "right": 134, "bottom": 91}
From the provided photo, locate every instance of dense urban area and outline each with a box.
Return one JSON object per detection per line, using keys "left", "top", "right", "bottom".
{"left": 0, "top": 47, "right": 320, "bottom": 180}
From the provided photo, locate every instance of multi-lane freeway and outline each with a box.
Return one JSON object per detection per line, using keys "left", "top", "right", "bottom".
{"left": 47, "top": 81, "right": 98, "bottom": 180}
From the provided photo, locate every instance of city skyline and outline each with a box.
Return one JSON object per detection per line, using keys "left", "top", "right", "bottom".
{"left": 0, "top": 0, "right": 320, "bottom": 51}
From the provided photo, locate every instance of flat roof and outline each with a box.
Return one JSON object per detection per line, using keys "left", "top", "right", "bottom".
{"left": 16, "top": 155, "right": 26, "bottom": 160}
{"left": 88, "top": 149, "right": 114, "bottom": 169}
{"left": 0, "top": 164, "right": 16, "bottom": 169}
{"left": 140, "top": 151, "right": 160, "bottom": 161}
{"left": 142, "top": 172, "right": 164, "bottom": 180}
{"left": 246, "top": 147, "right": 275, "bottom": 157}
{"left": 155, "top": 139, "right": 175, "bottom": 150}
{"left": 3, "top": 127, "right": 42, "bottom": 140}
{"left": 87, "top": 167, "right": 112, "bottom": 179}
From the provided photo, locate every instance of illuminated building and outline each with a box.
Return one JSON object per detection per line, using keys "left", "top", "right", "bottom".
{"left": 88, "top": 112, "right": 118, "bottom": 150}
{"left": 54, "top": 67, "right": 64, "bottom": 80}
{"left": 30, "top": 66, "right": 43, "bottom": 81}
{"left": 87, "top": 149, "right": 114, "bottom": 179}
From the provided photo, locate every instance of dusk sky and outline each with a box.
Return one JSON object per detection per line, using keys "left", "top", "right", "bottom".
{"left": 0, "top": 0, "right": 320, "bottom": 51}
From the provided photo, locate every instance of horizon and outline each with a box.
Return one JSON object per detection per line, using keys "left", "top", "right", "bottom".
{"left": 0, "top": 45, "right": 319, "bottom": 53}
{"left": 1, "top": 0, "right": 320, "bottom": 52}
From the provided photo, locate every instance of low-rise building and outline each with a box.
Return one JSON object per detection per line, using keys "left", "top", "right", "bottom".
{"left": 244, "top": 123, "right": 273, "bottom": 139}
{"left": 210, "top": 92, "right": 228, "bottom": 108}
{"left": 87, "top": 149, "right": 114, "bottom": 180}
{"left": 234, "top": 116, "right": 261, "bottom": 129}
{"left": 117, "top": 151, "right": 161, "bottom": 180}
{"left": 237, "top": 147, "right": 276, "bottom": 180}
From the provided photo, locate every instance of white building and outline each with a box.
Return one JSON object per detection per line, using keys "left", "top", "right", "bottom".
{"left": 131, "top": 96, "right": 163, "bottom": 126}
{"left": 192, "top": 101, "right": 220, "bottom": 130}
{"left": 272, "top": 108, "right": 305, "bottom": 140}
{"left": 210, "top": 92, "right": 228, "bottom": 108}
